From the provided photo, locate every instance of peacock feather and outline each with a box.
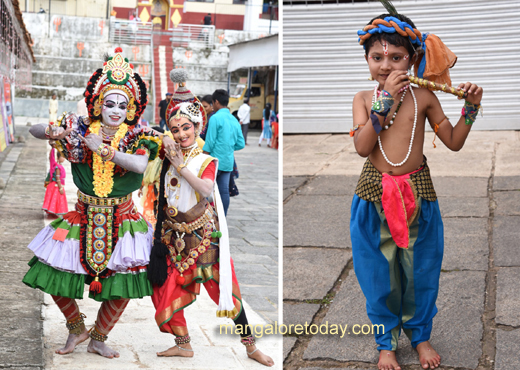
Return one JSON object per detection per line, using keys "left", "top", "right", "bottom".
{"left": 379, "top": 0, "right": 398, "bottom": 16}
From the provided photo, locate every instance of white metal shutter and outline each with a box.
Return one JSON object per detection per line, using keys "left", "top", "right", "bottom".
{"left": 283, "top": 0, "right": 520, "bottom": 133}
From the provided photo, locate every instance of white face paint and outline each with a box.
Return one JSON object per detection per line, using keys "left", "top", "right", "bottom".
{"left": 101, "top": 92, "right": 129, "bottom": 128}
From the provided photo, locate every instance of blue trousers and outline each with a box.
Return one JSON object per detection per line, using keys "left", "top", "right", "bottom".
{"left": 159, "top": 118, "right": 167, "bottom": 131}
{"left": 350, "top": 195, "right": 443, "bottom": 351}
{"left": 216, "top": 170, "right": 231, "bottom": 216}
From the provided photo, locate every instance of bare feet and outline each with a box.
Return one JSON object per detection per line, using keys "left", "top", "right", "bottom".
{"left": 378, "top": 350, "right": 401, "bottom": 370}
{"left": 55, "top": 328, "right": 89, "bottom": 355}
{"left": 87, "top": 339, "right": 120, "bottom": 359}
{"left": 157, "top": 343, "right": 194, "bottom": 357}
{"left": 247, "top": 346, "right": 274, "bottom": 367}
{"left": 416, "top": 341, "right": 441, "bottom": 369}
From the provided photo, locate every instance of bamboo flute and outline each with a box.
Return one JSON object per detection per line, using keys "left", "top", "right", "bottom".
{"left": 408, "top": 75, "right": 467, "bottom": 99}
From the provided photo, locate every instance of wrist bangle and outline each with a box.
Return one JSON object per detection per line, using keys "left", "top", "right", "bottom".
{"left": 45, "top": 125, "right": 52, "bottom": 139}
{"left": 176, "top": 163, "right": 186, "bottom": 173}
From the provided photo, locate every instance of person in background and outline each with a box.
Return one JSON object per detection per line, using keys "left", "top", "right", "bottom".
{"left": 77, "top": 96, "right": 88, "bottom": 117}
{"left": 259, "top": 102, "right": 275, "bottom": 147}
{"left": 237, "top": 99, "right": 250, "bottom": 145}
{"left": 198, "top": 95, "right": 214, "bottom": 140}
{"left": 158, "top": 93, "right": 172, "bottom": 131}
{"left": 202, "top": 89, "right": 245, "bottom": 215}
{"left": 43, "top": 148, "right": 68, "bottom": 217}
{"left": 49, "top": 93, "right": 58, "bottom": 124}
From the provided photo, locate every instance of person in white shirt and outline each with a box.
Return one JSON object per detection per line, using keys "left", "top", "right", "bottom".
{"left": 49, "top": 94, "right": 58, "bottom": 124}
{"left": 237, "top": 99, "right": 250, "bottom": 145}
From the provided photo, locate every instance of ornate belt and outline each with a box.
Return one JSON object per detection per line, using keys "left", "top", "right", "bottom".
{"left": 165, "top": 206, "right": 214, "bottom": 234}
{"left": 77, "top": 190, "right": 132, "bottom": 206}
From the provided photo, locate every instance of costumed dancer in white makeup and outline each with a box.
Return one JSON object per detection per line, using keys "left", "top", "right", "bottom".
{"left": 22, "top": 48, "right": 176, "bottom": 359}
{"left": 147, "top": 70, "right": 274, "bottom": 366}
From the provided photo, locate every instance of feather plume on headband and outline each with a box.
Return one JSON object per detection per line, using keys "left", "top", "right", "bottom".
{"left": 358, "top": 0, "right": 457, "bottom": 86}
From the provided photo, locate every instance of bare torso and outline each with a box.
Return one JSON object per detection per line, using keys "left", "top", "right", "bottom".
{"left": 359, "top": 87, "right": 431, "bottom": 175}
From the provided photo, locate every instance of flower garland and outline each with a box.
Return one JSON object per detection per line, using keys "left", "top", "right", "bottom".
{"left": 89, "top": 120, "right": 128, "bottom": 197}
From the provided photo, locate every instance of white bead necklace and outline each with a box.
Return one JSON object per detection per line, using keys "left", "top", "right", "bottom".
{"left": 375, "top": 85, "right": 417, "bottom": 167}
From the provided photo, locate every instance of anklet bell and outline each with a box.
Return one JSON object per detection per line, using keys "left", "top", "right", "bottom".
{"left": 89, "top": 326, "right": 108, "bottom": 342}
{"left": 66, "top": 313, "right": 86, "bottom": 335}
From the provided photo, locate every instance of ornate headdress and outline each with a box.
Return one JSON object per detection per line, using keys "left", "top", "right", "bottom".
{"left": 169, "top": 102, "right": 203, "bottom": 125}
{"left": 84, "top": 47, "right": 148, "bottom": 125}
{"left": 357, "top": 0, "right": 457, "bottom": 86}
{"left": 166, "top": 69, "right": 207, "bottom": 129}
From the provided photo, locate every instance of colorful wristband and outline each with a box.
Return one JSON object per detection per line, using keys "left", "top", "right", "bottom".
{"left": 461, "top": 101, "right": 481, "bottom": 125}
{"left": 372, "top": 90, "right": 394, "bottom": 116}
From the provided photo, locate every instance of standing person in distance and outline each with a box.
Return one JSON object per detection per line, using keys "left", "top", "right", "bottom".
{"left": 198, "top": 95, "right": 214, "bottom": 140}
{"left": 258, "top": 102, "right": 275, "bottom": 147}
{"left": 49, "top": 93, "right": 58, "bottom": 124}
{"left": 158, "top": 93, "right": 172, "bottom": 131}
{"left": 202, "top": 89, "right": 245, "bottom": 216}
{"left": 237, "top": 99, "right": 250, "bottom": 145}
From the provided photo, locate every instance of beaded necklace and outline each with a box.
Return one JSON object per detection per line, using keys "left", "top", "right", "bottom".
{"left": 373, "top": 85, "right": 417, "bottom": 167}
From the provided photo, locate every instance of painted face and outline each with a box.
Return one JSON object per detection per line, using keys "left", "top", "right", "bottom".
{"left": 169, "top": 116, "right": 196, "bottom": 148}
{"left": 201, "top": 101, "right": 212, "bottom": 116}
{"left": 366, "top": 41, "right": 411, "bottom": 88}
{"left": 101, "top": 92, "right": 128, "bottom": 128}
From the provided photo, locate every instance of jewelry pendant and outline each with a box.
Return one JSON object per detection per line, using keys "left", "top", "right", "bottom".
{"left": 167, "top": 206, "right": 178, "bottom": 218}
{"left": 174, "top": 237, "right": 186, "bottom": 254}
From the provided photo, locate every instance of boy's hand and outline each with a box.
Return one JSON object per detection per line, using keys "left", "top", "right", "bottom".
{"left": 457, "top": 82, "right": 483, "bottom": 105}
{"left": 384, "top": 70, "right": 409, "bottom": 97}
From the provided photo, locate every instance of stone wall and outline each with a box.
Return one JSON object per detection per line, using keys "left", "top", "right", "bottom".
{"left": 16, "top": 13, "right": 153, "bottom": 121}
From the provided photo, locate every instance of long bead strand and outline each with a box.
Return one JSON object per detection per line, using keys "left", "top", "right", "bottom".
{"left": 378, "top": 86, "right": 417, "bottom": 167}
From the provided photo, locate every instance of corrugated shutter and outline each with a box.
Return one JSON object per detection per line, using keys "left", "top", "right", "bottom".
{"left": 283, "top": 0, "right": 520, "bottom": 133}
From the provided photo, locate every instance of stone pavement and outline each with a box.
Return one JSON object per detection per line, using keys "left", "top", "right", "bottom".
{"left": 283, "top": 131, "right": 520, "bottom": 370}
{"left": 0, "top": 117, "right": 281, "bottom": 369}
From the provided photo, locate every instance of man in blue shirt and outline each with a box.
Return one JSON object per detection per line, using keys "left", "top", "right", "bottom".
{"left": 203, "top": 89, "right": 245, "bottom": 215}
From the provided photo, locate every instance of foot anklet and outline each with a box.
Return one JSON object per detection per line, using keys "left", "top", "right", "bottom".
{"left": 66, "top": 313, "right": 86, "bottom": 335}
{"left": 175, "top": 334, "right": 191, "bottom": 345}
{"left": 89, "top": 326, "right": 108, "bottom": 342}
{"left": 247, "top": 348, "right": 259, "bottom": 356}
{"left": 241, "top": 335, "right": 256, "bottom": 346}
{"left": 175, "top": 345, "right": 194, "bottom": 352}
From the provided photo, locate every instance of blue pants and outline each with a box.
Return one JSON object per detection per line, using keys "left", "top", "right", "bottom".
{"left": 350, "top": 195, "right": 443, "bottom": 351}
{"left": 216, "top": 170, "right": 231, "bottom": 216}
{"left": 159, "top": 118, "right": 167, "bottom": 131}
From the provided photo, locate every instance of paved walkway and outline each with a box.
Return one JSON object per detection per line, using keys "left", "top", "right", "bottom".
{"left": 0, "top": 117, "right": 280, "bottom": 369}
{"left": 283, "top": 131, "right": 520, "bottom": 370}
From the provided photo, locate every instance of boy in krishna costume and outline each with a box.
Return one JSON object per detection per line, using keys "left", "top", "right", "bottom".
{"left": 23, "top": 47, "right": 176, "bottom": 358}
{"left": 349, "top": 1, "right": 482, "bottom": 369}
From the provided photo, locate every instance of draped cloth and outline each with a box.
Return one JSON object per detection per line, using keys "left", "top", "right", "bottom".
{"left": 381, "top": 171, "right": 420, "bottom": 249}
{"left": 414, "top": 33, "right": 458, "bottom": 86}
